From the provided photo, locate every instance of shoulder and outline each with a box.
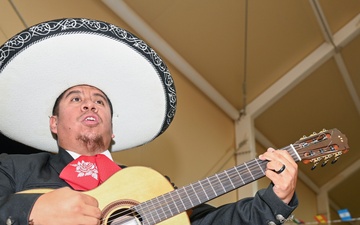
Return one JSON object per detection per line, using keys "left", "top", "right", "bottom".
{"left": 0, "top": 152, "right": 54, "bottom": 172}
{"left": 0, "top": 152, "right": 53, "bottom": 161}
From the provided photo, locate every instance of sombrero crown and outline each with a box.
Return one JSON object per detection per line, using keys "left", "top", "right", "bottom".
{"left": 0, "top": 18, "right": 176, "bottom": 152}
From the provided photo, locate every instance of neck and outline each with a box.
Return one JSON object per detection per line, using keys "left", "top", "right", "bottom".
{"left": 65, "top": 149, "right": 111, "bottom": 160}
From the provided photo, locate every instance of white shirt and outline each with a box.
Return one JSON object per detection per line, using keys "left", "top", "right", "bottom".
{"left": 66, "top": 150, "right": 114, "bottom": 161}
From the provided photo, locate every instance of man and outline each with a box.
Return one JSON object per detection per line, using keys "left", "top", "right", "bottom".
{"left": 0, "top": 18, "right": 298, "bottom": 225}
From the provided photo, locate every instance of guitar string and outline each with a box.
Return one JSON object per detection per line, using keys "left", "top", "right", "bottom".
{"left": 103, "top": 132, "right": 337, "bottom": 224}
{"left": 101, "top": 148, "right": 302, "bottom": 225}
{"left": 101, "top": 145, "right": 301, "bottom": 225}
{"left": 101, "top": 145, "right": 302, "bottom": 225}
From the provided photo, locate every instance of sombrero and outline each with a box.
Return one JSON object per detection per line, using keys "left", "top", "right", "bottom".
{"left": 0, "top": 18, "right": 176, "bottom": 152}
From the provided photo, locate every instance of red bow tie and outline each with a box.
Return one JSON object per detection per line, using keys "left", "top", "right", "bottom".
{"left": 60, "top": 154, "right": 121, "bottom": 191}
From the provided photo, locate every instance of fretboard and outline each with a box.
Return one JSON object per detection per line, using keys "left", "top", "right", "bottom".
{"left": 134, "top": 144, "right": 300, "bottom": 225}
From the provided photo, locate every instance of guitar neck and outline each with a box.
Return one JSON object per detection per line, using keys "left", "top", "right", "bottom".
{"left": 134, "top": 144, "right": 300, "bottom": 224}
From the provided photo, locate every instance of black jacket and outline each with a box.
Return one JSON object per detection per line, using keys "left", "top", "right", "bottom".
{"left": 0, "top": 149, "right": 298, "bottom": 225}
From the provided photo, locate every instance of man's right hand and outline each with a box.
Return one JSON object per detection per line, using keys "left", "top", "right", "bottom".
{"left": 29, "top": 187, "right": 101, "bottom": 225}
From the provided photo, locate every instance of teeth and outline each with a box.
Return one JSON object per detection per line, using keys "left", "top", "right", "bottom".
{"left": 85, "top": 117, "right": 95, "bottom": 121}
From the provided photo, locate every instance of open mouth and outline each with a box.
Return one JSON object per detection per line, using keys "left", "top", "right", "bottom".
{"left": 82, "top": 115, "right": 99, "bottom": 125}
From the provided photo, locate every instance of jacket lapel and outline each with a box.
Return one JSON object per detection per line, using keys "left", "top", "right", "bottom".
{"left": 49, "top": 148, "right": 74, "bottom": 175}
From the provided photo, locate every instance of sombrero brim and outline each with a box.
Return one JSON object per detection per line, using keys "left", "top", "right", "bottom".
{"left": 0, "top": 18, "right": 176, "bottom": 152}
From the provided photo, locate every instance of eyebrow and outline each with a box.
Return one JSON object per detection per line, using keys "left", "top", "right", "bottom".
{"left": 65, "top": 90, "right": 108, "bottom": 103}
{"left": 64, "top": 90, "right": 81, "bottom": 99}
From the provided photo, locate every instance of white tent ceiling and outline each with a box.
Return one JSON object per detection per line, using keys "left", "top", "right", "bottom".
{"left": 102, "top": 0, "right": 360, "bottom": 219}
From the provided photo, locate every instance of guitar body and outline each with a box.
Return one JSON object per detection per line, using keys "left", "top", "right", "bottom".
{"left": 20, "top": 167, "right": 190, "bottom": 225}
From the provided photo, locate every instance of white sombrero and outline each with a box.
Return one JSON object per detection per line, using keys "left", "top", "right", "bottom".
{"left": 0, "top": 18, "right": 176, "bottom": 153}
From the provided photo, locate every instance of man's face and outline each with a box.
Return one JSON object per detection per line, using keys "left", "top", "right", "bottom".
{"left": 50, "top": 85, "right": 114, "bottom": 155}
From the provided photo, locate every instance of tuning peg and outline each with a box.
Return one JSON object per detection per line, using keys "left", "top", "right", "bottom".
{"left": 332, "top": 155, "right": 340, "bottom": 164}
{"left": 300, "top": 135, "right": 307, "bottom": 140}
{"left": 332, "top": 152, "right": 342, "bottom": 164}
{"left": 311, "top": 164, "right": 317, "bottom": 170}
{"left": 311, "top": 157, "right": 322, "bottom": 170}
{"left": 311, "top": 161, "right": 320, "bottom": 170}
{"left": 321, "top": 160, "right": 329, "bottom": 167}
{"left": 322, "top": 154, "right": 333, "bottom": 167}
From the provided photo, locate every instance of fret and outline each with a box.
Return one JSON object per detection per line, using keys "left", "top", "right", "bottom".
{"left": 234, "top": 165, "right": 245, "bottom": 184}
{"left": 155, "top": 195, "right": 166, "bottom": 221}
{"left": 189, "top": 183, "right": 201, "bottom": 205}
{"left": 159, "top": 194, "right": 173, "bottom": 218}
{"left": 178, "top": 186, "right": 194, "bottom": 209}
{"left": 174, "top": 188, "right": 187, "bottom": 212}
{"left": 199, "top": 180, "right": 210, "bottom": 200}
{"left": 166, "top": 192, "right": 181, "bottom": 214}
{"left": 193, "top": 181, "right": 210, "bottom": 203}
{"left": 215, "top": 173, "right": 226, "bottom": 193}
{"left": 207, "top": 175, "right": 221, "bottom": 196}
{"left": 191, "top": 182, "right": 203, "bottom": 203}
{"left": 152, "top": 196, "right": 163, "bottom": 223}
{"left": 224, "top": 169, "right": 236, "bottom": 189}
{"left": 255, "top": 158, "right": 266, "bottom": 175}
{"left": 206, "top": 177, "right": 218, "bottom": 198}
{"left": 244, "top": 161, "right": 255, "bottom": 180}
{"left": 135, "top": 200, "right": 155, "bottom": 225}
{"left": 217, "top": 172, "right": 232, "bottom": 193}
{"left": 145, "top": 199, "right": 156, "bottom": 224}
{"left": 227, "top": 167, "right": 243, "bottom": 188}
{"left": 236, "top": 163, "right": 252, "bottom": 184}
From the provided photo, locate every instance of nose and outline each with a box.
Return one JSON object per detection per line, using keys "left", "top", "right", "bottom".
{"left": 81, "top": 100, "right": 98, "bottom": 112}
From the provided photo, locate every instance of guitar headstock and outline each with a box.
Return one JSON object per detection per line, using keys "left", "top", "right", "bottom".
{"left": 293, "top": 128, "right": 349, "bottom": 170}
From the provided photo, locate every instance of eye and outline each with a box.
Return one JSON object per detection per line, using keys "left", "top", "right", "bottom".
{"left": 95, "top": 100, "right": 104, "bottom": 105}
{"left": 71, "top": 97, "right": 81, "bottom": 102}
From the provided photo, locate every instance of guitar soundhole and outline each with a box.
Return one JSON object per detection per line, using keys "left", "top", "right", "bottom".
{"left": 102, "top": 199, "right": 142, "bottom": 225}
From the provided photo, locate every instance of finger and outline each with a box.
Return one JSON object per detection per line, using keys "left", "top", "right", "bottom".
{"left": 260, "top": 148, "right": 286, "bottom": 161}
{"left": 265, "top": 160, "right": 285, "bottom": 173}
{"left": 80, "top": 194, "right": 101, "bottom": 219}
{"left": 81, "top": 193, "right": 99, "bottom": 207}
{"left": 259, "top": 149, "right": 297, "bottom": 175}
{"left": 271, "top": 150, "right": 298, "bottom": 173}
{"left": 260, "top": 149, "right": 296, "bottom": 165}
{"left": 275, "top": 164, "right": 286, "bottom": 174}
{"left": 82, "top": 204, "right": 102, "bottom": 219}
{"left": 274, "top": 149, "right": 297, "bottom": 165}
{"left": 258, "top": 147, "right": 275, "bottom": 161}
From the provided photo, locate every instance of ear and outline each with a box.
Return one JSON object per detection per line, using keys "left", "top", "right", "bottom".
{"left": 49, "top": 116, "right": 58, "bottom": 134}
{"left": 111, "top": 123, "right": 115, "bottom": 139}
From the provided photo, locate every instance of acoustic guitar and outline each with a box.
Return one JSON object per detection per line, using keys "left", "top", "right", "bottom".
{"left": 20, "top": 128, "right": 349, "bottom": 225}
